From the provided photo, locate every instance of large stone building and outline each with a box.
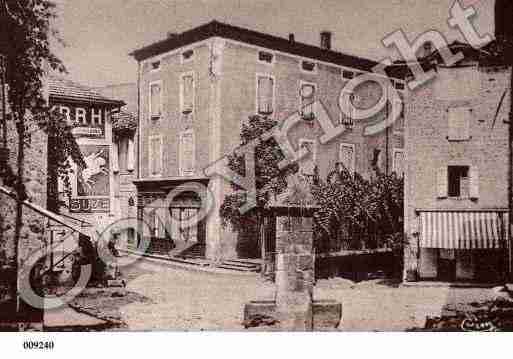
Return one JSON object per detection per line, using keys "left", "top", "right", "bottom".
{"left": 403, "top": 41, "right": 510, "bottom": 283}
{"left": 130, "top": 21, "right": 405, "bottom": 261}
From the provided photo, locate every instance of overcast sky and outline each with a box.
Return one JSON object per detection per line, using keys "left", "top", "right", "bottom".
{"left": 51, "top": 0, "right": 494, "bottom": 87}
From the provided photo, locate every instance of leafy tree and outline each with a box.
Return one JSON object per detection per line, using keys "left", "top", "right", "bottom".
{"left": 219, "top": 115, "right": 298, "bottom": 257}
{"left": 0, "top": 0, "right": 81, "bottom": 319}
{"left": 311, "top": 163, "right": 403, "bottom": 253}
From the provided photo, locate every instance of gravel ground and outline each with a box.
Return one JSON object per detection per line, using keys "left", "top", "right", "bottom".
{"left": 113, "top": 257, "right": 501, "bottom": 331}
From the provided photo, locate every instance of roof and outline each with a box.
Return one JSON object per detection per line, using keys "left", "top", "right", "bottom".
{"left": 112, "top": 110, "right": 137, "bottom": 134}
{"left": 49, "top": 76, "right": 125, "bottom": 107}
{"left": 130, "top": 20, "right": 383, "bottom": 74}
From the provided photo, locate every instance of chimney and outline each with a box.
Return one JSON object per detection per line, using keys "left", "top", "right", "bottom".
{"left": 167, "top": 32, "right": 177, "bottom": 39}
{"left": 289, "top": 33, "right": 295, "bottom": 43}
{"left": 320, "top": 31, "right": 332, "bottom": 50}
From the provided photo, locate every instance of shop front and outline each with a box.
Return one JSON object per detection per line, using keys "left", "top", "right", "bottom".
{"left": 415, "top": 209, "right": 508, "bottom": 282}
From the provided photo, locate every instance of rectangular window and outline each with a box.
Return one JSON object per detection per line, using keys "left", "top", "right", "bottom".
{"left": 179, "top": 130, "right": 195, "bottom": 176}
{"left": 258, "top": 51, "right": 274, "bottom": 64}
{"left": 149, "top": 81, "right": 162, "bottom": 120}
{"left": 448, "top": 107, "right": 471, "bottom": 140}
{"left": 300, "top": 81, "right": 316, "bottom": 120}
{"left": 181, "top": 73, "right": 194, "bottom": 114}
{"left": 342, "top": 70, "right": 354, "bottom": 79}
{"left": 182, "top": 49, "right": 194, "bottom": 63}
{"left": 151, "top": 60, "right": 161, "bottom": 71}
{"left": 448, "top": 166, "right": 469, "bottom": 198}
{"left": 257, "top": 74, "right": 274, "bottom": 115}
{"left": 298, "top": 139, "right": 317, "bottom": 176}
{"left": 339, "top": 143, "right": 356, "bottom": 174}
{"left": 301, "top": 60, "right": 316, "bottom": 73}
{"left": 149, "top": 135, "right": 162, "bottom": 176}
{"left": 393, "top": 149, "right": 404, "bottom": 177}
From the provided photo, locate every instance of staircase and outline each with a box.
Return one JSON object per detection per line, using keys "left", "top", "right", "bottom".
{"left": 218, "top": 259, "right": 262, "bottom": 273}
{"left": 178, "top": 242, "right": 206, "bottom": 259}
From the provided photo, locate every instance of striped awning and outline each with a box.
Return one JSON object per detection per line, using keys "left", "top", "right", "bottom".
{"left": 418, "top": 211, "right": 508, "bottom": 249}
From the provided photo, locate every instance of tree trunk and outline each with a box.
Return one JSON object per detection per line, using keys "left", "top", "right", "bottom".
{"left": 13, "top": 118, "right": 25, "bottom": 317}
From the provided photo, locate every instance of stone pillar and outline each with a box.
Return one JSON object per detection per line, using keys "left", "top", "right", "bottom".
{"left": 274, "top": 213, "right": 314, "bottom": 331}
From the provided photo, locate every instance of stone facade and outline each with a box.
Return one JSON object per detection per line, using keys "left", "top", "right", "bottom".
{"left": 133, "top": 21, "right": 405, "bottom": 261}
{"left": 403, "top": 48, "right": 511, "bottom": 281}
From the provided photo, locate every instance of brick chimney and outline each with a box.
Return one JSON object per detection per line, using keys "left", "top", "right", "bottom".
{"left": 289, "top": 33, "right": 295, "bottom": 43}
{"left": 320, "top": 31, "right": 332, "bottom": 50}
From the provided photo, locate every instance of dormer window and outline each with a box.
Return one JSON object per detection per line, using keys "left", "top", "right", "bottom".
{"left": 182, "top": 49, "right": 194, "bottom": 63}
{"left": 151, "top": 60, "right": 161, "bottom": 71}
{"left": 258, "top": 51, "right": 274, "bottom": 64}
{"left": 342, "top": 70, "right": 354, "bottom": 79}
{"left": 301, "top": 60, "right": 316, "bottom": 73}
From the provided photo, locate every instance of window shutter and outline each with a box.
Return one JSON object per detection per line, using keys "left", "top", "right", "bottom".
{"left": 258, "top": 76, "right": 274, "bottom": 114}
{"left": 469, "top": 166, "right": 479, "bottom": 199}
{"left": 127, "top": 138, "right": 135, "bottom": 171}
{"left": 182, "top": 75, "right": 194, "bottom": 113}
{"left": 180, "top": 131, "right": 195, "bottom": 176}
{"left": 150, "top": 138, "right": 161, "bottom": 175}
{"left": 112, "top": 141, "right": 119, "bottom": 173}
{"left": 437, "top": 167, "right": 448, "bottom": 198}
{"left": 394, "top": 150, "right": 404, "bottom": 177}
{"left": 340, "top": 144, "right": 355, "bottom": 173}
{"left": 448, "top": 107, "right": 470, "bottom": 140}
{"left": 150, "top": 83, "right": 161, "bottom": 118}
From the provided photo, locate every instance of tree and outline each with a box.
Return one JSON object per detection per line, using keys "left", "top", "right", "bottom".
{"left": 219, "top": 115, "right": 298, "bottom": 257}
{"left": 0, "top": 0, "right": 76, "bottom": 322}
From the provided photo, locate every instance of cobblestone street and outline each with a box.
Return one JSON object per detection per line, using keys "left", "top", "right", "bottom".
{"left": 115, "top": 257, "right": 500, "bottom": 331}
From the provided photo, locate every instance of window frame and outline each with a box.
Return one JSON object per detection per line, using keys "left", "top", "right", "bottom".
{"left": 447, "top": 165, "right": 470, "bottom": 198}
{"left": 300, "top": 60, "right": 317, "bottom": 74}
{"left": 181, "top": 49, "right": 195, "bottom": 64}
{"left": 255, "top": 73, "right": 276, "bottom": 116}
{"left": 179, "top": 129, "right": 196, "bottom": 177}
{"left": 148, "top": 80, "right": 163, "bottom": 121}
{"left": 257, "top": 50, "right": 275, "bottom": 65}
{"left": 447, "top": 106, "right": 472, "bottom": 141}
{"left": 299, "top": 80, "right": 317, "bottom": 118}
{"left": 339, "top": 142, "right": 356, "bottom": 174}
{"left": 180, "top": 71, "right": 195, "bottom": 115}
{"left": 392, "top": 148, "right": 404, "bottom": 177}
{"left": 148, "top": 134, "right": 163, "bottom": 177}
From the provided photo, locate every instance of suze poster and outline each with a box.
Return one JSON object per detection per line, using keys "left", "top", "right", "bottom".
{"left": 70, "top": 144, "right": 110, "bottom": 213}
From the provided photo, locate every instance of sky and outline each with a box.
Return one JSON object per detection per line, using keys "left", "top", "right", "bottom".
{"left": 50, "top": 0, "right": 494, "bottom": 87}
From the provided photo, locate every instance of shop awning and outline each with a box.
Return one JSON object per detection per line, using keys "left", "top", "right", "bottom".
{"left": 418, "top": 210, "right": 508, "bottom": 249}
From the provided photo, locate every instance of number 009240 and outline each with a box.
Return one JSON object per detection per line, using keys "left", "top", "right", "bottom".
{"left": 23, "top": 341, "right": 55, "bottom": 350}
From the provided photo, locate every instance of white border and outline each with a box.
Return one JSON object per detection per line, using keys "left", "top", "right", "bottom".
{"left": 148, "top": 80, "right": 163, "bottom": 120}
{"left": 180, "top": 71, "right": 195, "bottom": 116}
{"left": 148, "top": 134, "right": 163, "bottom": 177}
{"left": 255, "top": 72, "right": 276, "bottom": 116}
{"left": 339, "top": 142, "right": 356, "bottom": 174}
{"left": 179, "top": 129, "right": 196, "bottom": 177}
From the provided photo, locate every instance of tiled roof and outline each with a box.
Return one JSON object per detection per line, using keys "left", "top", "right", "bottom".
{"left": 112, "top": 110, "right": 137, "bottom": 133}
{"left": 49, "top": 76, "right": 125, "bottom": 106}
{"left": 130, "top": 20, "right": 388, "bottom": 75}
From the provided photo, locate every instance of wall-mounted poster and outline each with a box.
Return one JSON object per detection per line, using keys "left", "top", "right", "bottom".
{"left": 70, "top": 144, "right": 110, "bottom": 213}
{"left": 51, "top": 102, "right": 107, "bottom": 139}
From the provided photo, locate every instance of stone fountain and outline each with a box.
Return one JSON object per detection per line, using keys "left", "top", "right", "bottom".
{"left": 243, "top": 175, "right": 342, "bottom": 330}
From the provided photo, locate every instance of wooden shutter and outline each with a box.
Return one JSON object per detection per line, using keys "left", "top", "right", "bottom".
{"left": 127, "top": 138, "right": 135, "bottom": 171}
{"left": 150, "top": 137, "right": 161, "bottom": 175}
{"left": 117, "top": 137, "right": 128, "bottom": 172}
{"left": 258, "top": 76, "right": 274, "bottom": 114}
{"left": 182, "top": 75, "right": 194, "bottom": 113}
{"left": 112, "top": 141, "right": 119, "bottom": 173}
{"left": 340, "top": 144, "right": 355, "bottom": 173}
{"left": 180, "top": 131, "right": 195, "bottom": 176}
{"left": 394, "top": 150, "right": 404, "bottom": 177}
{"left": 437, "top": 166, "right": 448, "bottom": 198}
{"left": 469, "top": 166, "right": 479, "bottom": 199}
{"left": 448, "top": 107, "right": 470, "bottom": 140}
{"left": 150, "top": 83, "right": 161, "bottom": 118}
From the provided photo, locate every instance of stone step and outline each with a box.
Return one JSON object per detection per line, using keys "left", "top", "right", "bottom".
{"left": 217, "top": 263, "right": 260, "bottom": 272}
{"left": 221, "top": 260, "right": 261, "bottom": 270}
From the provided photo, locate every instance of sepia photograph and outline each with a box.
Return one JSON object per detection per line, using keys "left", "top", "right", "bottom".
{"left": 1, "top": 0, "right": 513, "bottom": 356}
